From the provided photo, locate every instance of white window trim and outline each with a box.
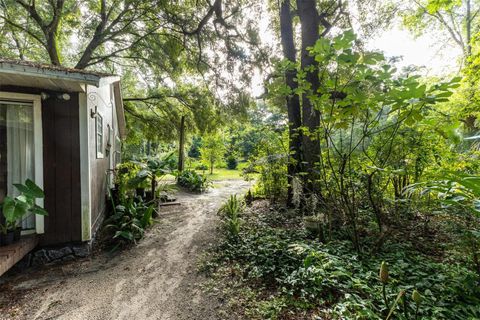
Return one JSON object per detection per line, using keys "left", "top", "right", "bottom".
{"left": 96, "top": 113, "right": 104, "bottom": 158}
{"left": 79, "top": 92, "right": 91, "bottom": 241}
{"left": 0, "top": 92, "right": 44, "bottom": 234}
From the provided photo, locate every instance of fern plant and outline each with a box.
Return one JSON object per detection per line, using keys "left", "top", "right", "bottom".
{"left": 218, "top": 195, "right": 244, "bottom": 238}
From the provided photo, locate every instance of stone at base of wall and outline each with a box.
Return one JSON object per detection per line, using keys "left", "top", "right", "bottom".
{"left": 15, "top": 242, "right": 92, "bottom": 269}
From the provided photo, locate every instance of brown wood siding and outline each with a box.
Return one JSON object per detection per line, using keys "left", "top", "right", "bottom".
{"left": 43, "top": 94, "right": 81, "bottom": 244}
{"left": 0, "top": 86, "right": 82, "bottom": 245}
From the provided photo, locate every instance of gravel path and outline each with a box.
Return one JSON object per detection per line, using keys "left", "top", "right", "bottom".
{"left": 0, "top": 180, "right": 251, "bottom": 320}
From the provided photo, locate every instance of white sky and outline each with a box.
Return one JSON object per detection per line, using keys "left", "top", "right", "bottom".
{"left": 367, "top": 27, "right": 463, "bottom": 76}
{"left": 251, "top": 14, "right": 464, "bottom": 96}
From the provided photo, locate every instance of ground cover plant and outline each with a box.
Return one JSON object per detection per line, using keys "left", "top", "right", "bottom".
{"left": 206, "top": 200, "right": 480, "bottom": 320}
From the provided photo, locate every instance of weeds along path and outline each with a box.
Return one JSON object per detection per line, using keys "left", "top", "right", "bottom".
{"left": 0, "top": 179, "right": 252, "bottom": 320}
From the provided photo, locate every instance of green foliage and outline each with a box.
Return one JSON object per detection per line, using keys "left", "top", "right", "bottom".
{"left": 248, "top": 129, "right": 289, "bottom": 202}
{"left": 406, "top": 172, "right": 480, "bottom": 275}
{"left": 226, "top": 155, "right": 238, "bottom": 170}
{"left": 115, "top": 161, "right": 142, "bottom": 190}
{"left": 401, "top": 0, "right": 476, "bottom": 56}
{"left": 407, "top": 172, "right": 480, "bottom": 216}
{"left": 278, "top": 30, "right": 461, "bottom": 248}
{"left": 105, "top": 199, "right": 155, "bottom": 246}
{"left": 210, "top": 205, "right": 480, "bottom": 319}
{"left": 128, "top": 153, "right": 176, "bottom": 199}
{"left": 218, "top": 195, "right": 244, "bottom": 239}
{"left": 176, "top": 170, "right": 211, "bottom": 193}
{"left": 200, "top": 133, "right": 225, "bottom": 175}
{"left": 0, "top": 179, "right": 47, "bottom": 233}
{"left": 188, "top": 136, "right": 202, "bottom": 159}
{"left": 195, "top": 163, "right": 209, "bottom": 171}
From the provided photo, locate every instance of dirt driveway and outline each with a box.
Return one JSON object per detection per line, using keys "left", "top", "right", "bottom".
{"left": 0, "top": 180, "right": 252, "bottom": 320}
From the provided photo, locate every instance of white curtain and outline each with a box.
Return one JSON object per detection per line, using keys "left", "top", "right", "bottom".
{"left": 4, "top": 102, "right": 35, "bottom": 230}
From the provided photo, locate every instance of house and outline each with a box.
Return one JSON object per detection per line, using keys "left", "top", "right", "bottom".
{"left": 0, "top": 60, "right": 126, "bottom": 273}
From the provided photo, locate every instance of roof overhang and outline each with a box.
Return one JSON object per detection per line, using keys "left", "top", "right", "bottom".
{"left": 113, "top": 81, "right": 127, "bottom": 139}
{"left": 0, "top": 60, "right": 118, "bottom": 92}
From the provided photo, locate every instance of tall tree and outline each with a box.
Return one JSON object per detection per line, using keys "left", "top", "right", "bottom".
{"left": 279, "top": 0, "right": 302, "bottom": 206}
{"left": 295, "top": 0, "right": 345, "bottom": 196}
{"left": 178, "top": 115, "right": 186, "bottom": 172}
{"left": 296, "top": 0, "right": 322, "bottom": 195}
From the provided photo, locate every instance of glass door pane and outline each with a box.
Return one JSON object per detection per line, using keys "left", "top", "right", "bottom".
{"left": 0, "top": 101, "right": 35, "bottom": 230}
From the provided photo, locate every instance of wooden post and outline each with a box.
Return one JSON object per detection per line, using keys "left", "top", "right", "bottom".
{"left": 178, "top": 115, "right": 186, "bottom": 172}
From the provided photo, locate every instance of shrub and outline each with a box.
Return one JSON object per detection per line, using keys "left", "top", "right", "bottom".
{"left": 177, "top": 169, "right": 211, "bottom": 192}
{"left": 226, "top": 155, "right": 238, "bottom": 170}
{"left": 128, "top": 153, "right": 176, "bottom": 201}
{"left": 104, "top": 198, "right": 155, "bottom": 246}
{"left": 209, "top": 204, "right": 480, "bottom": 320}
{"left": 115, "top": 161, "right": 141, "bottom": 190}
{"left": 218, "top": 195, "right": 244, "bottom": 239}
{"left": 195, "top": 163, "right": 209, "bottom": 171}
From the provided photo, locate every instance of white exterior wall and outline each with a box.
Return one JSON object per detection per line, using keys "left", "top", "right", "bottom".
{"left": 80, "top": 81, "right": 122, "bottom": 241}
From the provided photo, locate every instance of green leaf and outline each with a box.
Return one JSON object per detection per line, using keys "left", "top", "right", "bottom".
{"left": 25, "top": 179, "right": 45, "bottom": 198}
{"left": 32, "top": 205, "right": 48, "bottom": 216}
{"left": 114, "top": 230, "right": 134, "bottom": 241}
{"left": 13, "top": 183, "right": 30, "bottom": 195}
{"left": 3, "top": 197, "right": 29, "bottom": 223}
{"left": 141, "top": 205, "right": 154, "bottom": 228}
{"left": 313, "top": 38, "right": 331, "bottom": 55}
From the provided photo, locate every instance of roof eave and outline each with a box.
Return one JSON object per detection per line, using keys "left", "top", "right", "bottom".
{"left": 0, "top": 61, "right": 101, "bottom": 86}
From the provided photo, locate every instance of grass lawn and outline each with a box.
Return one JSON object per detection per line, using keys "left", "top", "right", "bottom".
{"left": 163, "top": 162, "right": 255, "bottom": 181}
{"left": 198, "top": 168, "right": 244, "bottom": 180}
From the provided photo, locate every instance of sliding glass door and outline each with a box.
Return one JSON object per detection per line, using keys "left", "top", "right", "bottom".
{"left": 0, "top": 100, "right": 36, "bottom": 230}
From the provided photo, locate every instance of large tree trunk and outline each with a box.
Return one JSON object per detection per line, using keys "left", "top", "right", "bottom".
{"left": 280, "top": 0, "right": 302, "bottom": 207}
{"left": 297, "top": 0, "right": 321, "bottom": 195}
{"left": 178, "top": 115, "right": 186, "bottom": 172}
{"left": 45, "top": 34, "right": 62, "bottom": 66}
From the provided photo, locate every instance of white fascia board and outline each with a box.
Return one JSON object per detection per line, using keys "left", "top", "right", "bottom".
{"left": 0, "top": 61, "right": 101, "bottom": 86}
{"left": 98, "top": 76, "right": 121, "bottom": 87}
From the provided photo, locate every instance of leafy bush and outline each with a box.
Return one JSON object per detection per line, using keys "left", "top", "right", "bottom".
{"left": 226, "top": 155, "right": 238, "bottom": 170}
{"left": 177, "top": 169, "right": 211, "bottom": 192}
{"left": 248, "top": 130, "right": 288, "bottom": 202}
{"left": 129, "top": 153, "right": 176, "bottom": 200}
{"left": 115, "top": 161, "right": 141, "bottom": 188}
{"left": 406, "top": 172, "right": 480, "bottom": 276}
{"left": 104, "top": 198, "right": 155, "bottom": 246}
{"left": 209, "top": 203, "right": 480, "bottom": 320}
{"left": 188, "top": 136, "right": 202, "bottom": 159}
{"left": 195, "top": 163, "right": 209, "bottom": 171}
{"left": 218, "top": 195, "right": 244, "bottom": 238}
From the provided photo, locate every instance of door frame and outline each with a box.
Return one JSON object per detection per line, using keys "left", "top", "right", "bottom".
{"left": 0, "top": 91, "right": 44, "bottom": 234}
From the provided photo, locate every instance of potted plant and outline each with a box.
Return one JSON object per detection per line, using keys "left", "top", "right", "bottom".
{"left": 130, "top": 153, "right": 175, "bottom": 202}
{"left": 0, "top": 179, "right": 47, "bottom": 246}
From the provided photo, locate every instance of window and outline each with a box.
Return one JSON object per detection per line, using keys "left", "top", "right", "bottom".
{"left": 0, "top": 100, "right": 35, "bottom": 230}
{"left": 114, "top": 135, "right": 122, "bottom": 166}
{"left": 96, "top": 114, "right": 104, "bottom": 158}
{"left": 0, "top": 92, "right": 44, "bottom": 235}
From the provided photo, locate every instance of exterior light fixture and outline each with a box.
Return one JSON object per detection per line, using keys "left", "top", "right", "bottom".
{"left": 58, "top": 93, "right": 71, "bottom": 101}
{"left": 40, "top": 92, "right": 50, "bottom": 100}
{"left": 90, "top": 105, "right": 99, "bottom": 118}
